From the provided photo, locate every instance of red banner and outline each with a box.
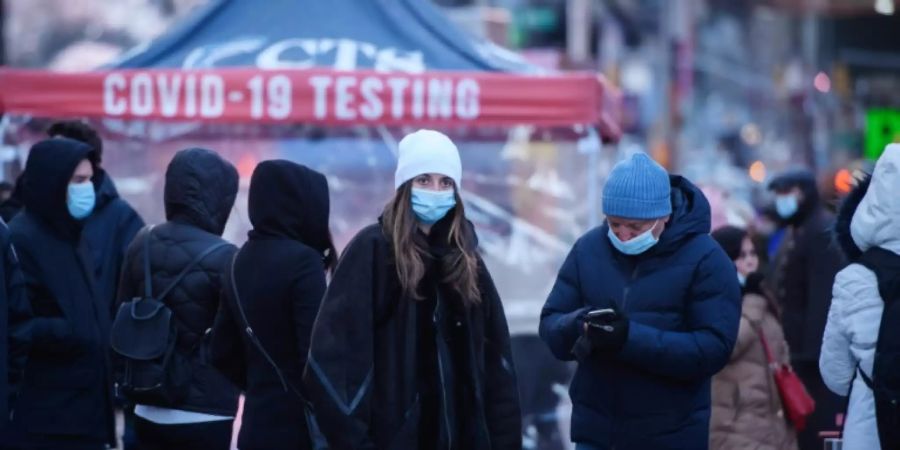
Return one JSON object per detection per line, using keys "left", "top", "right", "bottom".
{"left": 0, "top": 68, "right": 605, "bottom": 127}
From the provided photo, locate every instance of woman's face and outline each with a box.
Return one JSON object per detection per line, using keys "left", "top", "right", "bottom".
{"left": 735, "top": 236, "right": 759, "bottom": 277}
{"left": 413, "top": 173, "right": 455, "bottom": 192}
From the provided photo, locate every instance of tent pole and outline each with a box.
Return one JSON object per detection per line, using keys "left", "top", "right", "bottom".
{"left": 0, "top": 0, "right": 5, "bottom": 65}
{"left": 577, "top": 124, "right": 602, "bottom": 229}
{"left": 376, "top": 126, "right": 399, "bottom": 158}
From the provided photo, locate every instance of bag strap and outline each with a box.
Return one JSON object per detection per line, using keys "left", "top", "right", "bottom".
{"left": 156, "top": 242, "right": 230, "bottom": 301}
{"left": 858, "top": 365, "right": 874, "bottom": 390}
{"left": 745, "top": 317, "right": 778, "bottom": 368}
{"left": 229, "top": 253, "right": 305, "bottom": 400}
{"left": 143, "top": 225, "right": 154, "bottom": 299}
{"left": 133, "top": 231, "right": 229, "bottom": 319}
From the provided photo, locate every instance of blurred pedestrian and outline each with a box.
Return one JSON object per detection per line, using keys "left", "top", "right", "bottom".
{"left": 0, "top": 217, "right": 30, "bottom": 436}
{"left": 820, "top": 144, "right": 900, "bottom": 450}
{"left": 47, "top": 121, "right": 144, "bottom": 316}
{"left": 709, "top": 225, "right": 798, "bottom": 450}
{"left": 211, "top": 160, "right": 336, "bottom": 450}
{"left": 115, "top": 148, "right": 239, "bottom": 450}
{"left": 767, "top": 169, "right": 845, "bottom": 448}
{"left": 303, "top": 129, "right": 522, "bottom": 450}
{"left": 539, "top": 152, "right": 741, "bottom": 450}
{"left": 4, "top": 138, "right": 116, "bottom": 449}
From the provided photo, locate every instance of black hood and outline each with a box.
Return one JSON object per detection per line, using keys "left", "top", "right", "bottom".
{"left": 164, "top": 148, "right": 238, "bottom": 236}
{"left": 834, "top": 173, "right": 871, "bottom": 262}
{"left": 248, "top": 160, "right": 332, "bottom": 254}
{"left": 21, "top": 138, "right": 95, "bottom": 240}
{"left": 768, "top": 169, "right": 820, "bottom": 226}
{"left": 93, "top": 170, "right": 120, "bottom": 210}
{"left": 652, "top": 175, "right": 712, "bottom": 255}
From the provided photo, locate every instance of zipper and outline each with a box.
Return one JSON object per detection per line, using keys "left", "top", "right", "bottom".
{"left": 620, "top": 263, "right": 639, "bottom": 313}
{"left": 434, "top": 290, "right": 453, "bottom": 450}
{"left": 611, "top": 262, "right": 639, "bottom": 448}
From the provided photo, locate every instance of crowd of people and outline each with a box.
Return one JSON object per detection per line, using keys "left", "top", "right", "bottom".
{"left": 0, "top": 120, "right": 897, "bottom": 450}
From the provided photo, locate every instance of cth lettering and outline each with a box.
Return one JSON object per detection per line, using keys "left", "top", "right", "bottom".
{"left": 309, "top": 75, "right": 480, "bottom": 122}
{"left": 103, "top": 73, "right": 226, "bottom": 118}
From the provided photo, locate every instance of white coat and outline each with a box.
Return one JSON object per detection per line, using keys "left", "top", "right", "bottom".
{"left": 820, "top": 143, "right": 900, "bottom": 450}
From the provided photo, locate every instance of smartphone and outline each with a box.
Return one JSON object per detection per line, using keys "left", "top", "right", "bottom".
{"left": 586, "top": 308, "right": 617, "bottom": 322}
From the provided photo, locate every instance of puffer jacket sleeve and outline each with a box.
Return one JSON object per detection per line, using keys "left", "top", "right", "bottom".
{"left": 619, "top": 246, "right": 742, "bottom": 381}
{"left": 303, "top": 231, "right": 377, "bottom": 450}
{"left": 540, "top": 239, "right": 590, "bottom": 361}
{"left": 820, "top": 264, "right": 882, "bottom": 396}
{"left": 478, "top": 260, "right": 523, "bottom": 450}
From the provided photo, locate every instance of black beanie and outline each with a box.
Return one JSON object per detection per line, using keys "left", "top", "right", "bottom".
{"left": 711, "top": 225, "right": 747, "bottom": 262}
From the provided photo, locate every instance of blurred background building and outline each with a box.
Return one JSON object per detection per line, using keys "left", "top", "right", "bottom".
{"left": 4, "top": 0, "right": 899, "bottom": 205}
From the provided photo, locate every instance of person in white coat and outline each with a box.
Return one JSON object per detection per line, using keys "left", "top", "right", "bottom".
{"left": 820, "top": 144, "right": 900, "bottom": 450}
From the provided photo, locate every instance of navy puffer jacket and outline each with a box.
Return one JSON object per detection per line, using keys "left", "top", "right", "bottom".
{"left": 540, "top": 175, "right": 741, "bottom": 450}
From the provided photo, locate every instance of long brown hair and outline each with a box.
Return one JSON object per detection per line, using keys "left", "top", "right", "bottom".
{"left": 382, "top": 182, "right": 481, "bottom": 306}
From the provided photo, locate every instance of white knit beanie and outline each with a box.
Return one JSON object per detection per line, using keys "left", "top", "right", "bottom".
{"left": 394, "top": 129, "right": 462, "bottom": 189}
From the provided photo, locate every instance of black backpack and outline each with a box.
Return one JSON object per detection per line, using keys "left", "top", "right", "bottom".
{"left": 857, "top": 247, "right": 900, "bottom": 448}
{"left": 111, "top": 226, "right": 228, "bottom": 406}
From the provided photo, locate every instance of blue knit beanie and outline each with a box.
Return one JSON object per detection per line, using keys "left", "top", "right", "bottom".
{"left": 602, "top": 153, "right": 672, "bottom": 220}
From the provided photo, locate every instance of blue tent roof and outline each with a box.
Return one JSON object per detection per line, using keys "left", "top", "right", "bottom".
{"left": 112, "top": 0, "right": 539, "bottom": 73}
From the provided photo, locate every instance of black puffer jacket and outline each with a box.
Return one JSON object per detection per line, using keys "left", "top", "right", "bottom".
{"left": 7, "top": 139, "right": 115, "bottom": 445}
{"left": 116, "top": 148, "right": 240, "bottom": 416}
{"left": 211, "top": 160, "right": 332, "bottom": 450}
{"left": 303, "top": 214, "right": 522, "bottom": 450}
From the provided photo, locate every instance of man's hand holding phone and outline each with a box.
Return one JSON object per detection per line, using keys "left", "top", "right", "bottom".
{"left": 582, "top": 306, "right": 629, "bottom": 353}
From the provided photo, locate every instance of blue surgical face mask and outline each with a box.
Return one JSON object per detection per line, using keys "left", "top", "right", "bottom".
{"left": 775, "top": 194, "right": 798, "bottom": 219}
{"left": 607, "top": 220, "right": 660, "bottom": 255}
{"left": 67, "top": 181, "right": 96, "bottom": 220}
{"left": 411, "top": 188, "right": 456, "bottom": 225}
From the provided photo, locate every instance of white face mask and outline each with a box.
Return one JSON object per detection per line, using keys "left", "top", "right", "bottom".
{"left": 737, "top": 272, "right": 747, "bottom": 287}
{"left": 607, "top": 220, "right": 660, "bottom": 255}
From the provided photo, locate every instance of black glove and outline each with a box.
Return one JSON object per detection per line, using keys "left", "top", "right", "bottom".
{"left": 584, "top": 310, "right": 630, "bottom": 354}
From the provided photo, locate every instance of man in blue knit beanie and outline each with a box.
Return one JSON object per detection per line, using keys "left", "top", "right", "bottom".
{"left": 540, "top": 152, "right": 741, "bottom": 450}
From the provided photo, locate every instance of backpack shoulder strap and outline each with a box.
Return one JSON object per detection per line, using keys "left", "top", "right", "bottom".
{"left": 156, "top": 241, "right": 231, "bottom": 301}
{"left": 143, "top": 225, "right": 154, "bottom": 299}
{"left": 858, "top": 365, "right": 874, "bottom": 390}
{"left": 229, "top": 253, "right": 304, "bottom": 399}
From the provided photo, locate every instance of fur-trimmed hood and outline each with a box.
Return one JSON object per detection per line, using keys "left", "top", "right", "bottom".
{"left": 834, "top": 173, "right": 871, "bottom": 262}
{"left": 835, "top": 144, "right": 900, "bottom": 261}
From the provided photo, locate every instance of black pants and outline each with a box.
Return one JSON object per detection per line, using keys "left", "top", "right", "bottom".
{"left": 134, "top": 416, "right": 232, "bottom": 450}
{"left": 0, "top": 433, "right": 106, "bottom": 450}
{"left": 794, "top": 361, "right": 845, "bottom": 450}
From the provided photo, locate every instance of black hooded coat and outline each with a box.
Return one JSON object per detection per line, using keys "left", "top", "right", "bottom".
{"left": 0, "top": 218, "right": 30, "bottom": 433}
{"left": 6, "top": 138, "right": 116, "bottom": 446}
{"left": 211, "top": 160, "right": 332, "bottom": 450}
{"left": 302, "top": 211, "right": 522, "bottom": 450}
{"left": 768, "top": 171, "right": 846, "bottom": 363}
{"left": 116, "top": 148, "right": 240, "bottom": 416}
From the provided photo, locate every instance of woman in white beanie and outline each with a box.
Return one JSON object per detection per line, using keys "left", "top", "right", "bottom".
{"left": 303, "top": 130, "right": 522, "bottom": 450}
